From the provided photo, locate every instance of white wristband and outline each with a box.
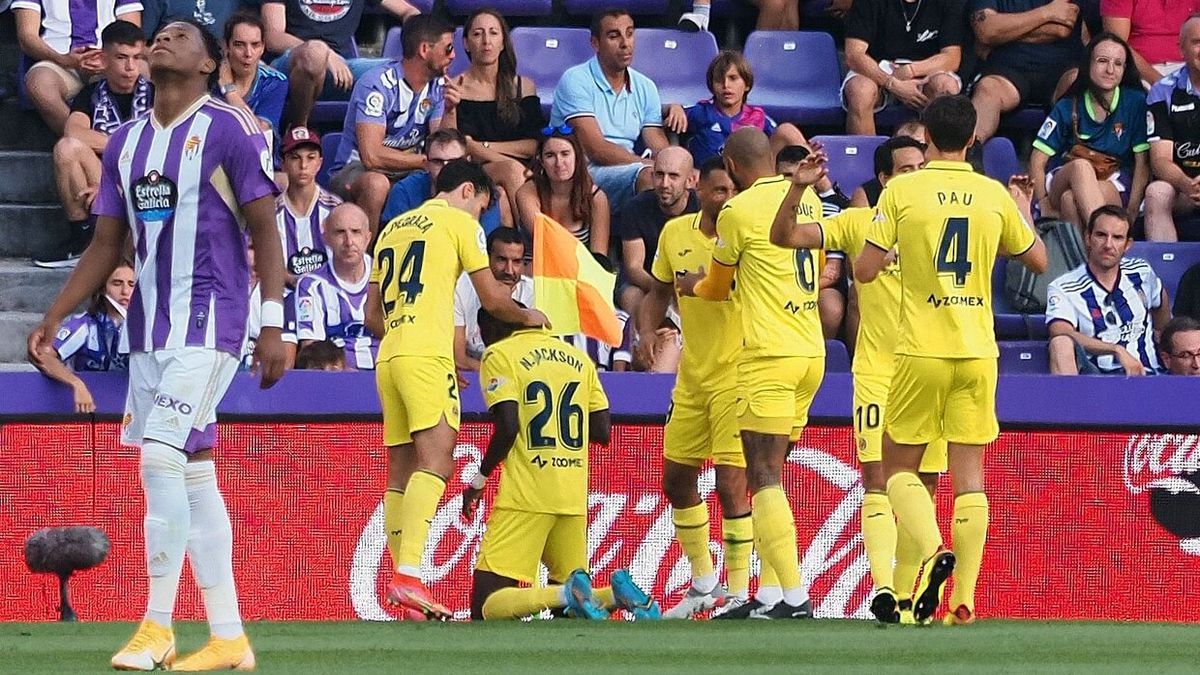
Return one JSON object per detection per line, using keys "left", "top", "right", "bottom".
{"left": 468, "top": 470, "right": 488, "bottom": 490}
{"left": 261, "top": 300, "right": 285, "bottom": 329}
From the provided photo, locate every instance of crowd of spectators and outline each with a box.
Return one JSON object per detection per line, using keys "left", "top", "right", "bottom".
{"left": 12, "top": 0, "right": 1200, "bottom": 378}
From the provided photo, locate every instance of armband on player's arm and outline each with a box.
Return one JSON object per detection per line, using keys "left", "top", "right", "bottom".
{"left": 693, "top": 262, "right": 735, "bottom": 301}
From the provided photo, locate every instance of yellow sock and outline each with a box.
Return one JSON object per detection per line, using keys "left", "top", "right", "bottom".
{"left": 594, "top": 586, "right": 615, "bottom": 609}
{"left": 395, "top": 471, "right": 446, "bottom": 572}
{"left": 948, "top": 492, "right": 988, "bottom": 612}
{"left": 894, "top": 520, "right": 923, "bottom": 602}
{"left": 886, "top": 472, "right": 943, "bottom": 558}
{"left": 758, "top": 554, "right": 778, "bottom": 587}
{"left": 673, "top": 504, "right": 714, "bottom": 581}
{"left": 751, "top": 487, "right": 802, "bottom": 592}
{"left": 722, "top": 514, "right": 753, "bottom": 598}
{"left": 481, "top": 586, "right": 564, "bottom": 620}
{"left": 861, "top": 492, "right": 897, "bottom": 593}
{"left": 384, "top": 489, "right": 404, "bottom": 570}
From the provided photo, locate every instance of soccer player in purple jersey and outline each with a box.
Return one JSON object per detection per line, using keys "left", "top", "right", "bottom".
{"left": 27, "top": 18, "right": 286, "bottom": 671}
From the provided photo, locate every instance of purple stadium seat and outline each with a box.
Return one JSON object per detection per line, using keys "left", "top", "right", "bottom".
{"left": 825, "top": 339, "right": 850, "bottom": 372}
{"left": 563, "top": 0, "right": 669, "bottom": 14}
{"left": 811, "top": 135, "right": 885, "bottom": 195}
{"left": 1001, "top": 107, "right": 1048, "bottom": 131}
{"left": 631, "top": 29, "right": 718, "bottom": 109}
{"left": 510, "top": 27, "right": 593, "bottom": 117}
{"left": 999, "top": 341, "right": 1049, "bottom": 374}
{"left": 743, "top": 32, "right": 844, "bottom": 126}
{"left": 446, "top": 0, "right": 552, "bottom": 15}
{"left": 1129, "top": 242, "right": 1200, "bottom": 299}
{"left": 983, "top": 137, "right": 1020, "bottom": 185}
{"left": 448, "top": 28, "right": 469, "bottom": 78}
{"left": 382, "top": 26, "right": 402, "bottom": 60}
{"left": 317, "top": 132, "right": 342, "bottom": 189}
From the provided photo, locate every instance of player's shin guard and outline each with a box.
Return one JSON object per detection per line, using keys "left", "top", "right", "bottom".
{"left": 140, "top": 442, "right": 189, "bottom": 628}
{"left": 185, "top": 460, "right": 243, "bottom": 640}
{"left": 481, "top": 586, "right": 565, "bottom": 620}
{"left": 673, "top": 504, "right": 715, "bottom": 587}
{"left": 861, "top": 492, "right": 898, "bottom": 593}
{"left": 396, "top": 471, "right": 447, "bottom": 574}
{"left": 886, "top": 472, "right": 943, "bottom": 556}
{"left": 948, "top": 492, "right": 988, "bottom": 612}
{"left": 384, "top": 489, "right": 404, "bottom": 568}
{"left": 723, "top": 514, "right": 753, "bottom": 599}
{"left": 751, "top": 487, "right": 803, "bottom": 597}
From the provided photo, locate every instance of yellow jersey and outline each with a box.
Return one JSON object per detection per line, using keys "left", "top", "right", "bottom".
{"left": 480, "top": 328, "right": 609, "bottom": 515}
{"left": 712, "top": 175, "right": 825, "bottom": 359}
{"left": 651, "top": 212, "right": 741, "bottom": 394}
{"left": 865, "top": 161, "right": 1036, "bottom": 359}
{"left": 820, "top": 208, "right": 901, "bottom": 376}
{"left": 371, "top": 199, "right": 489, "bottom": 362}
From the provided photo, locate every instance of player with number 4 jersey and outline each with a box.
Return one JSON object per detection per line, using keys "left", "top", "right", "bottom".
{"left": 855, "top": 96, "right": 1047, "bottom": 626}
{"left": 366, "top": 160, "right": 547, "bottom": 621}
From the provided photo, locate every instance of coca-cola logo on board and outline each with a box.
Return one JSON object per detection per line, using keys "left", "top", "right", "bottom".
{"left": 1123, "top": 434, "right": 1200, "bottom": 495}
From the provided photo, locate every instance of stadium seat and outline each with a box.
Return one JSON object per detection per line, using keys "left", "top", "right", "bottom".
{"left": 825, "top": 339, "right": 850, "bottom": 372}
{"left": 991, "top": 257, "right": 1047, "bottom": 339}
{"left": 999, "top": 340, "right": 1049, "bottom": 374}
{"left": 448, "top": 28, "right": 469, "bottom": 78}
{"left": 1001, "top": 107, "right": 1048, "bottom": 131}
{"left": 811, "top": 135, "right": 885, "bottom": 195}
{"left": 446, "top": 0, "right": 552, "bottom": 15}
{"left": 317, "top": 132, "right": 342, "bottom": 189}
{"left": 1129, "top": 242, "right": 1200, "bottom": 299}
{"left": 632, "top": 29, "right": 718, "bottom": 109}
{"left": 563, "top": 0, "right": 669, "bottom": 15}
{"left": 382, "top": 26, "right": 402, "bottom": 59}
{"left": 510, "top": 27, "right": 593, "bottom": 117}
{"left": 743, "top": 32, "right": 844, "bottom": 126}
{"left": 983, "top": 137, "right": 1020, "bottom": 185}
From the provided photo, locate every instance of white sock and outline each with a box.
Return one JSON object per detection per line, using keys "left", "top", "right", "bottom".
{"left": 755, "top": 585, "right": 783, "bottom": 605}
{"left": 693, "top": 573, "right": 717, "bottom": 594}
{"left": 185, "top": 460, "right": 244, "bottom": 640}
{"left": 783, "top": 586, "right": 810, "bottom": 607}
{"left": 141, "top": 441, "right": 189, "bottom": 629}
{"left": 693, "top": 2, "right": 710, "bottom": 19}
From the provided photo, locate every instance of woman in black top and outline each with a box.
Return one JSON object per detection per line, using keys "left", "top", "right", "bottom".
{"left": 442, "top": 9, "right": 544, "bottom": 217}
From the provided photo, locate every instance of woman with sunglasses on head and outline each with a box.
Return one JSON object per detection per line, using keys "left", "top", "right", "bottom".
{"left": 29, "top": 262, "right": 135, "bottom": 414}
{"left": 1029, "top": 32, "right": 1150, "bottom": 231}
{"left": 516, "top": 126, "right": 610, "bottom": 255}
{"left": 442, "top": 9, "right": 545, "bottom": 218}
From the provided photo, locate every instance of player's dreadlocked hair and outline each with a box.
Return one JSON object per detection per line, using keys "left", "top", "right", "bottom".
{"left": 157, "top": 18, "right": 224, "bottom": 91}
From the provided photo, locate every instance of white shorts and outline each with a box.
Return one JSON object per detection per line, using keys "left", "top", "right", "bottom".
{"left": 1046, "top": 166, "right": 1129, "bottom": 195}
{"left": 122, "top": 348, "right": 239, "bottom": 454}
{"left": 840, "top": 60, "right": 963, "bottom": 112}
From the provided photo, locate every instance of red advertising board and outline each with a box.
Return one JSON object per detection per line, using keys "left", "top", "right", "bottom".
{"left": 1, "top": 423, "right": 1197, "bottom": 622}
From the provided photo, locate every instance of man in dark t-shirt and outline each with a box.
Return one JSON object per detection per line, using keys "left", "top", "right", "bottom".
{"left": 37, "top": 20, "right": 154, "bottom": 268}
{"left": 142, "top": 0, "right": 241, "bottom": 40}
{"left": 617, "top": 147, "right": 699, "bottom": 316}
{"left": 842, "top": 0, "right": 967, "bottom": 135}
{"left": 970, "top": 0, "right": 1094, "bottom": 142}
{"left": 262, "top": 0, "right": 419, "bottom": 130}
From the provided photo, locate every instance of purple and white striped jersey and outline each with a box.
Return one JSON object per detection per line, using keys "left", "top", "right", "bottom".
{"left": 276, "top": 187, "right": 340, "bottom": 277}
{"left": 293, "top": 256, "right": 379, "bottom": 370}
{"left": 11, "top": 0, "right": 143, "bottom": 54}
{"left": 93, "top": 95, "right": 279, "bottom": 357}
{"left": 559, "top": 310, "right": 634, "bottom": 372}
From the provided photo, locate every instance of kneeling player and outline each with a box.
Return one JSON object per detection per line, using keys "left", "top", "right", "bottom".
{"left": 463, "top": 308, "right": 661, "bottom": 621}
{"left": 637, "top": 159, "right": 753, "bottom": 618}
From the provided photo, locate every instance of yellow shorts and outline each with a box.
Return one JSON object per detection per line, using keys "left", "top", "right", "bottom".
{"left": 886, "top": 356, "right": 999, "bottom": 446}
{"left": 375, "top": 355, "right": 460, "bottom": 446}
{"left": 737, "top": 356, "right": 824, "bottom": 439}
{"left": 664, "top": 386, "right": 744, "bottom": 468}
{"left": 476, "top": 508, "right": 587, "bottom": 584}
{"left": 853, "top": 371, "right": 947, "bottom": 473}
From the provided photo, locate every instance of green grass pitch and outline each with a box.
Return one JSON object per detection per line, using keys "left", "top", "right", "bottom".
{"left": 1, "top": 620, "right": 1196, "bottom": 673}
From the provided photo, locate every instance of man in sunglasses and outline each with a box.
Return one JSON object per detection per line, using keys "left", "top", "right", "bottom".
{"left": 380, "top": 128, "right": 508, "bottom": 234}
{"left": 1047, "top": 205, "right": 1171, "bottom": 375}
{"left": 328, "top": 14, "right": 456, "bottom": 234}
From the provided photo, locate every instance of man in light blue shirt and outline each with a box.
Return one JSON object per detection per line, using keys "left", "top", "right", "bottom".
{"left": 550, "top": 9, "right": 669, "bottom": 210}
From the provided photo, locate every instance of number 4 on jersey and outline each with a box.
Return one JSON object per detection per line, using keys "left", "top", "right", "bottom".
{"left": 378, "top": 241, "right": 427, "bottom": 314}
{"left": 936, "top": 217, "right": 972, "bottom": 287}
